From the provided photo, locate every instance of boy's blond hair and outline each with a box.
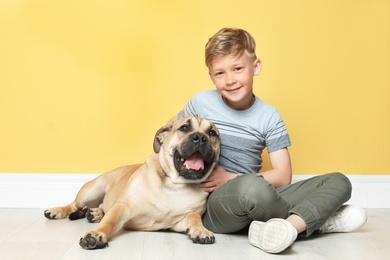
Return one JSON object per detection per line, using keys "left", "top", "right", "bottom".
{"left": 205, "top": 28, "right": 257, "bottom": 68}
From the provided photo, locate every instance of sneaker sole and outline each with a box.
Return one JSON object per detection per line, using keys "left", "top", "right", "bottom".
{"left": 249, "top": 219, "right": 296, "bottom": 254}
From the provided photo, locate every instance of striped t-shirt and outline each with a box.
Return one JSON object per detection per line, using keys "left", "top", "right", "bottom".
{"left": 177, "top": 90, "right": 291, "bottom": 174}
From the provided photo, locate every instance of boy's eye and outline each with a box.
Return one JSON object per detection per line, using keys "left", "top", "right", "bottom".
{"left": 235, "top": 67, "right": 243, "bottom": 72}
{"left": 214, "top": 72, "right": 223, "bottom": 77}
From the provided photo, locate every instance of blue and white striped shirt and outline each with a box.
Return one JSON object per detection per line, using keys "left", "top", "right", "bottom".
{"left": 178, "top": 90, "right": 291, "bottom": 174}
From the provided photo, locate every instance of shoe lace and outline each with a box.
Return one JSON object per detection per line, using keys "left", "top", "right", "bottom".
{"left": 320, "top": 211, "right": 345, "bottom": 232}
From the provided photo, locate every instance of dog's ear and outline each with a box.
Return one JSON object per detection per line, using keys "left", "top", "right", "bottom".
{"left": 153, "top": 124, "right": 172, "bottom": 153}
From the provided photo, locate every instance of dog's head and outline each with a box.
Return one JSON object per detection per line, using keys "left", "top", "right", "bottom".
{"left": 153, "top": 117, "right": 220, "bottom": 184}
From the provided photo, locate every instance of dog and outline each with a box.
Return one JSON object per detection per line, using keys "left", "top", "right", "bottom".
{"left": 44, "top": 116, "right": 220, "bottom": 249}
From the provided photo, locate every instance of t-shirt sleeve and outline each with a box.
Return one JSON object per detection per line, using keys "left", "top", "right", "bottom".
{"left": 265, "top": 110, "right": 291, "bottom": 153}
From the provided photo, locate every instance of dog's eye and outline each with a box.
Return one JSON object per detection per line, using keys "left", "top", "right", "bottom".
{"left": 179, "top": 125, "right": 189, "bottom": 132}
{"left": 209, "top": 129, "right": 217, "bottom": 137}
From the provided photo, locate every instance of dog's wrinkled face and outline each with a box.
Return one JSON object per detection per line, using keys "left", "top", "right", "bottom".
{"left": 154, "top": 117, "right": 220, "bottom": 184}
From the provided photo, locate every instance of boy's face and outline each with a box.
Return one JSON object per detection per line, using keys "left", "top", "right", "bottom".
{"left": 208, "top": 52, "right": 261, "bottom": 110}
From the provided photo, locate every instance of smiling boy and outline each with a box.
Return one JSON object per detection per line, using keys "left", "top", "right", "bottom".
{"left": 170, "top": 28, "right": 367, "bottom": 254}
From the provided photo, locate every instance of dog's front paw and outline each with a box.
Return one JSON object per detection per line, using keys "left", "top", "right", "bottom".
{"left": 79, "top": 232, "right": 108, "bottom": 249}
{"left": 187, "top": 227, "right": 215, "bottom": 244}
{"left": 44, "top": 207, "right": 68, "bottom": 219}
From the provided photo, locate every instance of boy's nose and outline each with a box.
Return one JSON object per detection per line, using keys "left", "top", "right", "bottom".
{"left": 225, "top": 74, "right": 236, "bottom": 86}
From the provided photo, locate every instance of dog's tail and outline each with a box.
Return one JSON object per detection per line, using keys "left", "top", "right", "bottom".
{"left": 69, "top": 207, "right": 88, "bottom": 221}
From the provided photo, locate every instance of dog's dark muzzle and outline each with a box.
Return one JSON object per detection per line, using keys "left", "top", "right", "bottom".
{"left": 174, "top": 133, "right": 217, "bottom": 180}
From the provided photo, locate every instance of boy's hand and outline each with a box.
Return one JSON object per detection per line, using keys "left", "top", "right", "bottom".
{"left": 200, "top": 165, "right": 238, "bottom": 192}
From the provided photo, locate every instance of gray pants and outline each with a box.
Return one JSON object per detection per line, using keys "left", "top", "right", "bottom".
{"left": 202, "top": 172, "right": 352, "bottom": 236}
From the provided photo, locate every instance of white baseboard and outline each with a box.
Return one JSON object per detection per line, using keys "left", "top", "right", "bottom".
{"left": 0, "top": 173, "right": 99, "bottom": 208}
{"left": 292, "top": 175, "right": 390, "bottom": 208}
{"left": 0, "top": 173, "right": 389, "bottom": 208}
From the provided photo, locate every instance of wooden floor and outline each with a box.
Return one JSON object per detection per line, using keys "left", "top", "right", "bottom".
{"left": 0, "top": 208, "right": 389, "bottom": 260}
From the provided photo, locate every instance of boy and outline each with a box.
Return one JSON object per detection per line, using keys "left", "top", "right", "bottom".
{"left": 170, "top": 28, "right": 367, "bottom": 254}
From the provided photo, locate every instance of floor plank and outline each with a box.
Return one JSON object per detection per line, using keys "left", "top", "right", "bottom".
{"left": 0, "top": 209, "right": 389, "bottom": 259}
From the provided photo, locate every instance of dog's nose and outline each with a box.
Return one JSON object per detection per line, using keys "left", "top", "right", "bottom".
{"left": 192, "top": 133, "right": 208, "bottom": 144}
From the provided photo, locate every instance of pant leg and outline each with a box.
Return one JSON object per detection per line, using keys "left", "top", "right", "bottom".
{"left": 277, "top": 172, "right": 352, "bottom": 236}
{"left": 202, "top": 172, "right": 352, "bottom": 236}
{"left": 202, "top": 173, "right": 292, "bottom": 233}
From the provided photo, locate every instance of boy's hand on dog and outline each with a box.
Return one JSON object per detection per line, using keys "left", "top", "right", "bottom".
{"left": 200, "top": 165, "right": 240, "bottom": 192}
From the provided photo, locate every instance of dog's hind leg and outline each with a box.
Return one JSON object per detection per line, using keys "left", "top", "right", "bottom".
{"left": 44, "top": 165, "right": 139, "bottom": 221}
{"left": 44, "top": 175, "right": 110, "bottom": 220}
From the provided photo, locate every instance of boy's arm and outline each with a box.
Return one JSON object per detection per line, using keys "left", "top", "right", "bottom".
{"left": 200, "top": 148, "right": 292, "bottom": 192}
{"left": 258, "top": 148, "right": 292, "bottom": 188}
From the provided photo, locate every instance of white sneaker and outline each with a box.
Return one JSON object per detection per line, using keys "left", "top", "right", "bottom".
{"left": 319, "top": 205, "right": 367, "bottom": 233}
{"left": 248, "top": 218, "right": 297, "bottom": 254}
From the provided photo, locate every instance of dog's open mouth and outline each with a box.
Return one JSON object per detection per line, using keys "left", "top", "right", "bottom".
{"left": 174, "top": 150, "right": 212, "bottom": 180}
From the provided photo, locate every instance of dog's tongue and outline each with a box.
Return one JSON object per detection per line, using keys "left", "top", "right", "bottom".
{"left": 184, "top": 152, "right": 204, "bottom": 170}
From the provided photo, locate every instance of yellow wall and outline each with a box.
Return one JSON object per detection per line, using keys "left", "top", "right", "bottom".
{"left": 1, "top": 1, "right": 389, "bottom": 174}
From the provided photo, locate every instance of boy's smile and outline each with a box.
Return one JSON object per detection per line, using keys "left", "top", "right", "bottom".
{"left": 208, "top": 52, "right": 261, "bottom": 110}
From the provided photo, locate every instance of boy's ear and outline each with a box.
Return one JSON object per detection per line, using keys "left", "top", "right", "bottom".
{"left": 254, "top": 59, "right": 262, "bottom": 76}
